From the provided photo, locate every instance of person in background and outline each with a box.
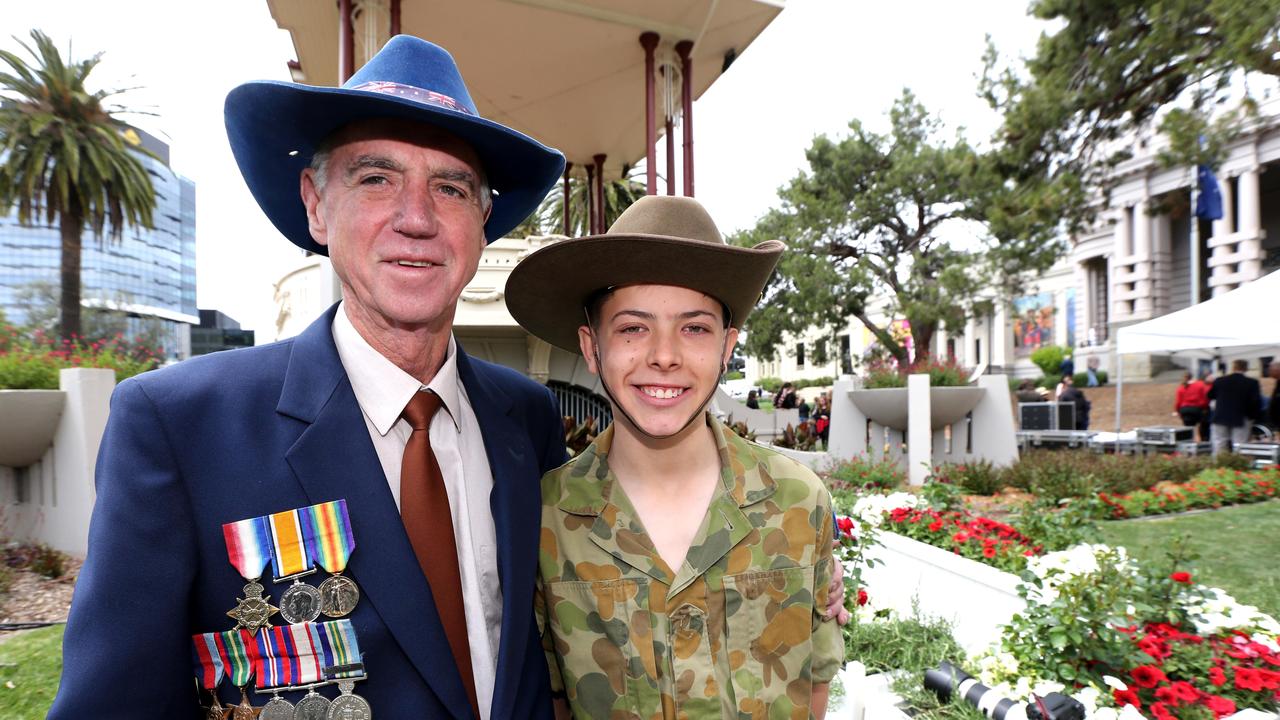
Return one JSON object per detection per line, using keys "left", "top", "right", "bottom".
{"left": 1208, "top": 359, "right": 1261, "bottom": 454}
{"left": 813, "top": 393, "right": 832, "bottom": 448}
{"left": 745, "top": 389, "right": 760, "bottom": 410}
{"left": 774, "top": 381, "right": 798, "bottom": 409}
{"left": 1086, "top": 356, "right": 1101, "bottom": 387}
{"left": 798, "top": 395, "right": 812, "bottom": 423}
{"left": 1173, "top": 371, "right": 1211, "bottom": 441}
{"left": 1015, "top": 379, "right": 1043, "bottom": 403}
{"left": 1059, "top": 351, "right": 1075, "bottom": 380}
{"left": 1268, "top": 363, "right": 1280, "bottom": 430}
{"left": 1057, "top": 374, "right": 1091, "bottom": 430}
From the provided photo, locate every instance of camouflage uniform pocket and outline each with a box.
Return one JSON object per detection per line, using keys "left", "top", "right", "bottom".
{"left": 723, "top": 566, "right": 817, "bottom": 716}
{"left": 545, "top": 578, "right": 657, "bottom": 718}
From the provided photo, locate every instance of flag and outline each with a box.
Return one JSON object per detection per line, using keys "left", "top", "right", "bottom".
{"left": 1195, "top": 165, "right": 1223, "bottom": 220}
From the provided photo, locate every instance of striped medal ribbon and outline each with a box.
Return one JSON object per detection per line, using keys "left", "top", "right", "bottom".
{"left": 268, "top": 508, "right": 323, "bottom": 624}
{"left": 312, "top": 619, "right": 366, "bottom": 680}
{"left": 300, "top": 500, "right": 360, "bottom": 618}
{"left": 254, "top": 623, "right": 324, "bottom": 690}
{"left": 221, "top": 516, "right": 278, "bottom": 633}
{"left": 192, "top": 632, "right": 225, "bottom": 690}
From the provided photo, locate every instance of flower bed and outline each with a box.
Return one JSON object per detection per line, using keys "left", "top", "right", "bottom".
{"left": 1100, "top": 469, "right": 1280, "bottom": 519}
{"left": 883, "top": 506, "right": 1041, "bottom": 573}
{"left": 0, "top": 324, "right": 157, "bottom": 389}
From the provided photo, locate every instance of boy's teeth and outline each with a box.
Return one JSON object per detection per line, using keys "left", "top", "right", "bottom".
{"left": 643, "top": 387, "right": 683, "bottom": 399}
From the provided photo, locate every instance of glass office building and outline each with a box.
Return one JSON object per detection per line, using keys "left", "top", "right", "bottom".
{"left": 0, "top": 127, "right": 198, "bottom": 358}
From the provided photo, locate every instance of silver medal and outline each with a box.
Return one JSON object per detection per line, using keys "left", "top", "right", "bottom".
{"left": 319, "top": 575, "right": 360, "bottom": 618}
{"left": 293, "top": 690, "right": 331, "bottom": 720}
{"left": 279, "top": 580, "right": 323, "bottom": 624}
{"left": 260, "top": 695, "right": 295, "bottom": 720}
{"left": 326, "top": 680, "right": 372, "bottom": 720}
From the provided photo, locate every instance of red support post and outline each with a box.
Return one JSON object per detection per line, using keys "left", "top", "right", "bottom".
{"left": 593, "top": 154, "right": 607, "bottom": 234}
{"left": 339, "top": 0, "right": 355, "bottom": 83}
{"left": 640, "top": 32, "right": 660, "bottom": 196}
{"left": 585, "top": 162, "right": 596, "bottom": 236}
{"left": 676, "top": 40, "right": 695, "bottom": 197}
{"left": 665, "top": 115, "right": 676, "bottom": 196}
{"left": 562, "top": 163, "right": 573, "bottom": 236}
{"left": 390, "top": 0, "right": 401, "bottom": 36}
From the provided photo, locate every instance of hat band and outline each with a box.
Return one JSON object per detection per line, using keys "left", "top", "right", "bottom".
{"left": 348, "top": 81, "right": 473, "bottom": 116}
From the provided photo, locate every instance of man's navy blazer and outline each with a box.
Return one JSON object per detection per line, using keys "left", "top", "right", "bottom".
{"left": 50, "top": 305, "right": 566, "bottom": 719}
{"left": 1209, "top": 372, "right": 1262, "bottom": 428}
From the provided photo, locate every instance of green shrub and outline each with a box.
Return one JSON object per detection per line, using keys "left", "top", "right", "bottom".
{"left": 0, "top": 323, "right": 159, "bottom": 389}
{"left": 843, "top": 609, "right": 965, "bottom": 675}
{"left": 931, "top": 459, "right": 1004, "bottom": 495}
{"left": 1002, "top": 450, "right": 1253, "bottom": 498}
{"left": 794, "top": 376, "right": 833, "bottom": 390}
{"left": 1073, "top": 370, "right": 1107, "bottom": 385}
{"left": 723, "top": 370, "right": 744, "bottom": 381}
{"left": 757, "top": 376, "right": 783, "bottom": 393}
{"left": 1029, "top": 345, "right": 1069, "bottom": 379}
{"left": 864, "top": 357, "right": 968, "bottom": 389}
{"left": 1011, "top": 495, "right": 1104, "bottom": 551}
{"left": 827, "top": 457, "right": 906, "bottom": 506}
{"left": 4, "top": 542, "right": 68, "bottom": 579}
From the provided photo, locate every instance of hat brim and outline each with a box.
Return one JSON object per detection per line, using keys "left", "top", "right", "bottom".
{"left": 225, "top": 80, "right": 565, "bottom": 253}
{"left": 504, "top": 234, "right": 784, "bottom": 353}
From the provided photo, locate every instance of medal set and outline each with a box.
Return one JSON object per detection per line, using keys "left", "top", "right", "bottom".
{"left": 195, "top": 499, "right": 372, "bottom": 718}
{"left": 193, "top": 620, "right": 371, "bottom": 720}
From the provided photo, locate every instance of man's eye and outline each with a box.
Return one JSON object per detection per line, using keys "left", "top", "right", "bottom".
{"left": 360, "top": 175, "right": 389, "bottom": 185}
{"left": 439, "top": 184, "right": 465, "bottom": 198}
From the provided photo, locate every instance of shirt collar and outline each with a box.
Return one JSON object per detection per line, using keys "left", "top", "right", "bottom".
{"left": 555, "top": 413, "right": 776, "bottom": 516}
{"left": 331, "top": 302, "right": 464, "bottom": 436}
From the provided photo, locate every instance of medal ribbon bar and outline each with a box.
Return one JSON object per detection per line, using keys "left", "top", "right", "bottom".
{"left": 192, "top": 632, "right": 225, "bottom": 689}
{"left": 221, "top": 516, "right": 271, "bottom": 581}
{"left": 255, "top": 624, "right": 325, "bottom": 689}
{"left": 300, "top": 500, "right": 354, "bottom": 574}
{"left": 315, "top": 619, "right": 365, "bottom": 680}
{"left": 268, "top": 508, "right": 314, "bottom": 580}
{"left": 218, "top": 629, "right": 259, "bottom": 688}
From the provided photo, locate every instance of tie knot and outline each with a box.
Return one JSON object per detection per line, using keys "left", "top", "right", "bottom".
{"left": 402, "top": 391, "right": 443, "bottom": 430}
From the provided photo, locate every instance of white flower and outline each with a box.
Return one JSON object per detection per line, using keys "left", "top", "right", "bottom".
{"left": 850, "top": 491, "right": 920, "bottom": 527}
{"left": 1102, "top": 676, "right": 1128, "bottom": 692}
{"left": 1092, "top": 707, "right": 1119, "bottom": 720}
{"left": 1117, "top": 703, "right": 1148, "bottom": 720}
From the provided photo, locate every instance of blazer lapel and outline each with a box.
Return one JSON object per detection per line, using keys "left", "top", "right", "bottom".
{"left": 456, "top": 347, "right": 541, "bottom": 720}
{"left": 279, "top": 306, "right": 472, "bottom": 719}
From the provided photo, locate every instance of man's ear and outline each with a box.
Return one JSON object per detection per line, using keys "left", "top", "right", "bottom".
{"left": 300, "top": 169, "right": 329, "bottom": 249}
{"left": 578, "top": 325, "right": 600, "bottom": 375}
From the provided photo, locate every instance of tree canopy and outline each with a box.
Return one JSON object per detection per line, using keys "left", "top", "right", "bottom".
{"left": 737, "top": 91, "right": 1062, "bottom": 368}
{"left": 0, "top": 30, "right": 156, "bottom": 341}
{"left": 984, "top": 0, "right": 1280, "bottom": 226}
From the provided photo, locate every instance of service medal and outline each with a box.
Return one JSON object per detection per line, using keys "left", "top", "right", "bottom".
{"left": 300, "top": 500, "right": 361, "bottom": 618}
{"left": 293, "top": 689, "right": 331, "bottom": 720}
{"left": 326, "top": 680, "right": 372, "bottom": 720}
{"left": 226, "top": 580, "right": 278, "bottom": 633}
{"left": 260, "top": 694, "right": 295, "bottom": 720}
{"left": 280, "top": 580, "right": 323, "bottom": 624}
{"left": 232, "top": 688, "right": 256, "bottom": 720}
{"left": 318, "top": 575, "right": 359, "bottom": 618}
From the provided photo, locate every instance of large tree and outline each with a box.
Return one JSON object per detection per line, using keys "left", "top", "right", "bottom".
{"left": 737, "top": 91, "right": 1062, "bottom": 368}
{"left": 984, "top": 0, "right": 1280, "bottom": 226}
{"left": 512, "top": 168, "right": 645, "bottom": 237}
{"left": 0, "top": 30, "right": 156, "bottom": 342}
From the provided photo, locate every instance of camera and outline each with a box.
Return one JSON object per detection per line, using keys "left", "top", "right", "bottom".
{"left": 923, "top": 661, "right": 1085, "bottom": 720}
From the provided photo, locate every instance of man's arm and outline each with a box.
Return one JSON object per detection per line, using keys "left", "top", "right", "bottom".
{"left": 49, "top": 379, "right": 201, "bottom": 718}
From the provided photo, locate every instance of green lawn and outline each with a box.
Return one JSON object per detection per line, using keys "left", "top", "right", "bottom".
{"left": 0, "top": 624, "right": 63, "bottom": 718}
{"left": 1096, "top": 499, "right": 1280, "bottom": 619}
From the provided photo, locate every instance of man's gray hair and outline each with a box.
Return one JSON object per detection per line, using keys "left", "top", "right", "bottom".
{"left": 309, "top": 138, "right": 493, "bottom": 215}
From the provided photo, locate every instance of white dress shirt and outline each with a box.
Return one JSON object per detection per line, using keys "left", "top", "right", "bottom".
{"left": 332, "top": 304, "right": 501, "bottom": 719}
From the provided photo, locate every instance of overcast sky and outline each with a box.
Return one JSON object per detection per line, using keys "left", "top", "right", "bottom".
{"left": 3, "top": 0, "right": 1049, "bottom": 336}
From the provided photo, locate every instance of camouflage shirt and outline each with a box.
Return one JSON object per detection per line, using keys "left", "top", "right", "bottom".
{"left": 535, "top": 414, "right": 843, "bottom": 719}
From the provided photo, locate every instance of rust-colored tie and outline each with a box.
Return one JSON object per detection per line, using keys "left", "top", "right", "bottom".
{"left": 400, "top": 391, "right": 480, "bottom": 719}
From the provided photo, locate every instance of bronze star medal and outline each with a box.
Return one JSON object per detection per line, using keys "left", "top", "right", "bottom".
{"left": 226, "top": 580, "right": 277, "bottom": 632}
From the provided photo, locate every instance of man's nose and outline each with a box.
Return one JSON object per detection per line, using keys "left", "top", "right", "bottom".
{"left": 393, "top": 184, "right": 439, "bottom": 238}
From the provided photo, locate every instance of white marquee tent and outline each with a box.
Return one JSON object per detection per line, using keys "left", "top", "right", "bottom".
{"left": 1113, "top": 269, "right": 1280, "bottom": 430}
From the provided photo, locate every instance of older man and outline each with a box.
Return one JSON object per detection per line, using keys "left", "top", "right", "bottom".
{"left": 51, "top": 37, "right": 567, "bottom": 719}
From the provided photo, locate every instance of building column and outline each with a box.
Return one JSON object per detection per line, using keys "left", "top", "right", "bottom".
{"left": 665, "top": 109, "right": 676, "bottom": 196}
{"left": 676, "top": 40, "right": 694, "bottom": 197}
{"left": 1237, "top": 165, "right": 1263, "bottom": 281}
{"left": 339, "top": 0, "right": 355, "bottom": 83}
{"left": 993, "top": 302, "right": 1011, "bottom": 371}
{"left": 585, "top": 162, "right": 596, "bottom": 236}
{"left": 389, "top": 0, "right": 400, "bottom": 35}
{"left": 1113, "top": 208, "right": 1132, "bottom": 321}
{"left": 1210, "top": 175, "right": 1235, "bottom": 294}
{"left": 562, "top": 163, "right": 573, "bottom": 236}
{"left": 526, "top": 336, "right": 552, "bottom": 384}
{"left": 593, "top": 154, "right": 607, "bottom": 234}
{"left": 640, "top": 32, "right": 659, "bottom": 195}
{"left": 1150, "top": 209, "right": 1171, "bottom": 315}
{"left": 963, "top": 317, "right": 976, "bottom": 366}
{"left": 1133, "top": 200, "right": 1154, "bottom": 318}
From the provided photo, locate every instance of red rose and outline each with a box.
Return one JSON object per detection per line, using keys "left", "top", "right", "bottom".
{"left": 1149, "top": 701, "right": 1174, "bottom": 720}
{"left": 857, "top": 589, "right": 868, "bottom": 606}
{"left": 836, "top": 516, "right": 855, "bottom": 537}
{"left": 1132, "top": 665, "right": 1168, "bottom": 689}
{"left": 1113, "top": 689, "right": 1142, "bottom": 708}
{"left": 1203, "top": 695, "right": 1236, "bottom": 718}
{"left": 1209, "top": 667, "right": 1227, "bottom": 687}
{"left": 1170, "top": 571, "right": 1193, "bottom": 583}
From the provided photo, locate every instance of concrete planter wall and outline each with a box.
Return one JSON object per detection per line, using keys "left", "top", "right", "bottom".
{"left": 766, "top": 445, "right": 835, "bottom": 472}
{"left": 0, "top": 390, "right": 66, "bottom": 467}
{"left": 861, "top": 530, "right": 1025, "bottom": 656}
{"left": 849, "top": 386, "right": 986, "bottom": 431}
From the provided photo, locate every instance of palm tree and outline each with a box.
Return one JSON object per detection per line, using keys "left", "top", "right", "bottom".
{"left": 512, "top": 166, "right": 647, "bottom": 238}
{"left": 0, "top": 30, "right": 156, "bottom": 341}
